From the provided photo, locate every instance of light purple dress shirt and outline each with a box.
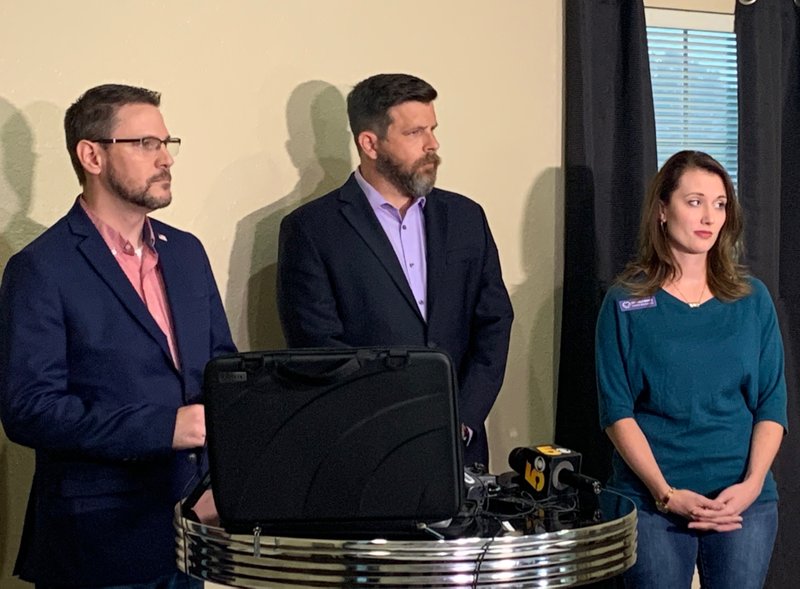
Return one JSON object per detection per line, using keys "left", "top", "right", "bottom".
{"left": 355, "top": 169, "right": 428, "bottom": 319}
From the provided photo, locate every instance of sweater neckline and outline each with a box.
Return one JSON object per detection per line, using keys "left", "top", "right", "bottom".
{"left": 659, "top": 287, "right": 718, "bottom": 310}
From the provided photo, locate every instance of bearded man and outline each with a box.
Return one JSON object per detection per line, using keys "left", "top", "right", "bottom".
{"left": 0, "top": 84, "right": 235, "bottom": 588}
{"left": 277, "top": 73, "right": 513, "bottom": 468}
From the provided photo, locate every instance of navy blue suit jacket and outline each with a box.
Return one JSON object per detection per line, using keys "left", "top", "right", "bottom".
{"left": 277, "top": 174, "right": 513, "bottom": 466}
{"left": 0, "top": 200, "right": 236, "bottom": 586}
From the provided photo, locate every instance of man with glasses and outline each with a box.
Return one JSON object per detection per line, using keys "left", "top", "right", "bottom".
{"left": 277, "top": 73, "right": 514, "bottom": 468}
{"left": 0, "top": 84, "right": 235, "bottom": 589}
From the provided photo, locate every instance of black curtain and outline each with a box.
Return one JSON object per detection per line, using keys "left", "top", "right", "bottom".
{"left": 556, "top": 0, "right": 657, "bottom": 488}
{"left": 736, "top": 1, "right": 800, "bottom": 586}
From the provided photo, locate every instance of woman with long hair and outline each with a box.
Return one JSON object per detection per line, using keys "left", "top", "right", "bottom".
{"left": 595, "top": 151, "right": 787, "bottom": 588}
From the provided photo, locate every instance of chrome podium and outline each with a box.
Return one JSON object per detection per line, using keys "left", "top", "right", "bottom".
{"left": 174, "top": 489, "right": 637, "bottom": 588}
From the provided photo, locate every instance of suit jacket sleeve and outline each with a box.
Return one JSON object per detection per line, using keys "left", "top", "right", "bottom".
{"left": 201, "top": 240, "right": 237, "bottom": 361}
{"left": 276, "top": 212, "right": 347, "bottom": 347}
{"left": 457, "top": 210, "right": 514, "bottom": 431}
{"left": 2, "top": 250, "right": 181, "bottom": 461}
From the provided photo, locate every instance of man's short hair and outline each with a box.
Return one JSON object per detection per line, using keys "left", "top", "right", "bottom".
{"left": 64, "top": 84, "right": 161, "bottom": 185}
{"left": 346, "top": 74, "right": 437, "bottom": 143}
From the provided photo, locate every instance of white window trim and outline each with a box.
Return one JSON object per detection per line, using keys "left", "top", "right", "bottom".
{"left": 645, "top": 7, "right": 734, "bottom": 32}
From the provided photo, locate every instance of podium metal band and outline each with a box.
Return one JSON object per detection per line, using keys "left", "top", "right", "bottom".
{"left": 174, "top": 491, "right": 637, "bottom": 588}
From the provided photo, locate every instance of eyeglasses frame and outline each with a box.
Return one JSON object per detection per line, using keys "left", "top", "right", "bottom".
{"left": 94, "top": 136, "right": 181, "bottom": 156}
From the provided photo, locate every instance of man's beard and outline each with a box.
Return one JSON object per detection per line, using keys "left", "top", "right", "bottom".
{"left": 107, "top": 166, "right": 172, "bottom": 211}
{"left": 375, "top": 150, "right": 441, "bottom": 198}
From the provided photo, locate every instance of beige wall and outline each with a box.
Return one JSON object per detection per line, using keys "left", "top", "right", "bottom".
{"left": 0, "top": 1, "right": 564, "bottom": 585}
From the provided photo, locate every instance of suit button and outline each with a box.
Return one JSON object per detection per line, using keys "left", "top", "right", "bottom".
{"left": 187, "top": 452, "right": 198, "bottom": 464}
{"left": 427, "top": 341, "right": 438, "bottom": 348}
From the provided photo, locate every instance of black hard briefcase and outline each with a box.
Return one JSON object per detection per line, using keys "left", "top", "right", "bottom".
{"left": 204, "top": 347, "right": 464, "bottom": 536}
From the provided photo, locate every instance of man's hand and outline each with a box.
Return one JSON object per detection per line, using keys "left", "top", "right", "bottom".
{"left": 172, "top": 404, "right": 206, "bottom": 449}
{"left": 193, "top": 489, "right": 220, "bottom": 526}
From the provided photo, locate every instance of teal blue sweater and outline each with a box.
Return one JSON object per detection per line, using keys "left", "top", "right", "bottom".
{"left": 596, "top": 277, "right": 787, "bottom": 507}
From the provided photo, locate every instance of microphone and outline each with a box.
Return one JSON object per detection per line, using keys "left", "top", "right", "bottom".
{"left": 557, "top": 468, "right": 603, "bottom": 495}
{"left": 508, "top": 445, "right": 601, "bottom": 499}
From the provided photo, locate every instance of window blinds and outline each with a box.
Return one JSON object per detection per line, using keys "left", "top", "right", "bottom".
{"left": 647, "top": 27, "right": 738, "bottom": 186}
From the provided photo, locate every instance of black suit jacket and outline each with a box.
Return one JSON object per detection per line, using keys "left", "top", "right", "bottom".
{"left": 277, "top": 174, "right": 513, "bottom": 465}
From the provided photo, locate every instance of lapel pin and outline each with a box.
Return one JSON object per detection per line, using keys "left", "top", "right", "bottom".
{"left": 158, "top": 234, "right": 168, "bottom": 242}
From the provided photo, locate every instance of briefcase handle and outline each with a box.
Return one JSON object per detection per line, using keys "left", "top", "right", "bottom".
{"left": 271, "top": 353, "right": 366, "bottom": 386}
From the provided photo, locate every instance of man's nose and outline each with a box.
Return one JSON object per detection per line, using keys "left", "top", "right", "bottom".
{"left": 157, "top": 144, "right": 174, "bottom": 167}
{"left": 425, "top": 130, "right": 439, "bottom": 152}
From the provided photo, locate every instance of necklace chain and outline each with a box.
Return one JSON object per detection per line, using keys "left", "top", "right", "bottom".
{"left": 672, "top": 282, "right": 706, "bottom": 308}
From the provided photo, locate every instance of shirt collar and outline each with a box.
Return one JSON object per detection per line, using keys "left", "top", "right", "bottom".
{"left": 79, "top": 195, "right": 156, "bottom": 256}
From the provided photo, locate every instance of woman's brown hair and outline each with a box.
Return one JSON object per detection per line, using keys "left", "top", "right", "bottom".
{"left": 618, "top": 150, "right": 750, "bottom": 300}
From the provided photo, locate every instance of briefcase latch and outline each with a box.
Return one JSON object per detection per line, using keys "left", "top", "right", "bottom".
{"left": 252, "top": 524, "right": 262, "bottom": 557}
{"left": 385, "top": 349, "right": 410, "bottom": 370}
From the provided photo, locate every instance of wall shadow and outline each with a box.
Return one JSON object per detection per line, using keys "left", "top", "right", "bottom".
{"left": 0, "top": 97, "right": 45, "bottom": 588}
{"left": 489, "top": 167, "right": 563, "bottom": 469}
{"left": 0, "top": 98, "right": 45, "bottom": 267}
{"left": 225, "top": 81, "right": 352, "bottom": 350}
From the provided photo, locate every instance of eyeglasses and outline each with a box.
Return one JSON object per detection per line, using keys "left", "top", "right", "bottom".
{"left": 95, "top": 136, "right": 181, "bottom": 157}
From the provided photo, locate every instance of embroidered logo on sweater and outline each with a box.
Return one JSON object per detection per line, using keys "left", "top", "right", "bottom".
{"left": 618, "top": 296, "right": 657, "bottom": 312}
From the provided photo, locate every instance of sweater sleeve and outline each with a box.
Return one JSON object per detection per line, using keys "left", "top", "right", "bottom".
{"left": 752, "top": 279, "right": 788, "bottom": 430}
{"left": 596, "top": 287, "right": 636, "bottom": 430}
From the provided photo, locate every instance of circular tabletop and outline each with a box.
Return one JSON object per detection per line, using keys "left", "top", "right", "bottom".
{"left": 175, "top": 489, "right": 637, "bottom": 588}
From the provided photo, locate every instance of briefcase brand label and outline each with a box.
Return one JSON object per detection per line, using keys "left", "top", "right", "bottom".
{"left": 218, "top": 371, "right": 248, "bottom": 384}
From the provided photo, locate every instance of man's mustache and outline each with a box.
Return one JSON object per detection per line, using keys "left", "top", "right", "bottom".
{"left": 148, "top": 172, "right": 172, "bottom": 184}
{"left": 416, "top": 152, "right": 441, "bottom": 168}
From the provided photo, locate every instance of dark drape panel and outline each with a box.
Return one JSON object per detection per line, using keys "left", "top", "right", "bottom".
{"left": 556, "top": 0, "right": 657, "bottom": 487}
{"left": 736, "top": 1, "right": 800, "bottom": 586}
